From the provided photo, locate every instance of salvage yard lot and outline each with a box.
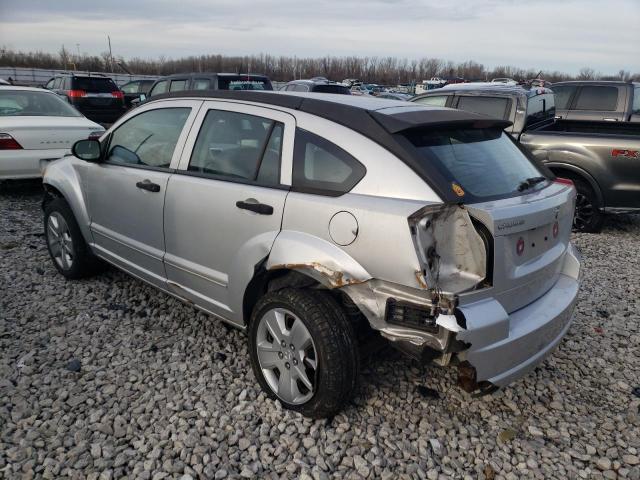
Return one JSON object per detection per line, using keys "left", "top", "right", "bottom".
{"left": 1, "top": 185, "right": 639, "bottom": 480}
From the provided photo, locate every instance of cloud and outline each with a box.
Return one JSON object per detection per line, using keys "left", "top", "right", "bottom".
{"left": 0, "top": 0, "right": 638, "bottom": 74}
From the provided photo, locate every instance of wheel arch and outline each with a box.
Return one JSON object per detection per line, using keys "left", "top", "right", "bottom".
{"left": 546, "top": 162, "right": 604, "bottom": 208}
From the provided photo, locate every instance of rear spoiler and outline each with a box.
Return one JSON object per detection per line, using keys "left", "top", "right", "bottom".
{"left": 370, "top": 109, "right": 513, "bottom": 134}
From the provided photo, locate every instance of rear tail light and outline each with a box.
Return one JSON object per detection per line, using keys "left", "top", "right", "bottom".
{"left": 554, "top": 177, "right": 574, "bottom": 187}
{"left": 111, "top": 91, "right": 124, "bottom": 99}
{"left": 0, "top": 133, "right": 23, "bottom": 150}
{"left": 88, "top": 130, "right": 104, "bottom": 140}
{"left": 67, "top": 90, "right": 87, "bottom": 98}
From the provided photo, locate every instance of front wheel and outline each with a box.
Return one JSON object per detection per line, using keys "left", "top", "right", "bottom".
{"left": 44, "top": 197, "right": 102, "bottom": 279}
{"left": 573, "top": 178, "right": 604, "bottom": 233}
{"left": 248, "top": 288, "right": 359, "bottom": 418}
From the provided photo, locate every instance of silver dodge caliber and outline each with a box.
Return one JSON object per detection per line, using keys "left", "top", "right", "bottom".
{"left": 42, "top": 91, "right": 581, "bottom": 418}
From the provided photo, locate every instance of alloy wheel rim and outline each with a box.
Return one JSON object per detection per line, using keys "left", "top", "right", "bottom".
{"left": 47, "top": 213, "right": 74, "bottom": 270}
{"left": 255, "top": 308, "right": 317, "bottom": 405}
{"left": 574, "top": 192, "right": 595, "bottom": 231}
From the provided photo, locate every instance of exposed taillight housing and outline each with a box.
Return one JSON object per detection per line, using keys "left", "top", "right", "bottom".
{"left": 67, "top": 90, "right": 87, "bottom": 98}
{"left": 0, "top": 133, "right": 23, "bottom": 150}
{"left": 111, "top": 91, "right": 124, "bottom": 99}
{"left": 554, "top": 177, "right": 574, "bottom": 187}
{"left": 516, "top": 237, "right": 525, "bottom": 256}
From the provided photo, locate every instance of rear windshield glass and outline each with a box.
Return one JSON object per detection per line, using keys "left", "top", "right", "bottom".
{"left": 0, "top": 90, "right": 81, "bottom": 117}
{"left": 404, "top": 128, "right": 543, "bottom": 201}
{"left": 456, "top": 96, "right": 510, "bottom": 120}
{"left": 72, "top": 77, "right": 118, "bottom": 92}
{"left": 312, "top": 84, "right": 351, "bottom": 94}
{"left": 217, "top": 77, "right": 272, "bottom": 90}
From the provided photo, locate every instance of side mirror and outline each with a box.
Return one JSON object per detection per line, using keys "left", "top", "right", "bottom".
{"left": 72, "top": 139, "right": 102, "bottom": 162}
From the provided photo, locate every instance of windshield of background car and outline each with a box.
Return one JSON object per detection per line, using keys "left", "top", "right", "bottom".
{"left": 312, "top": 84, "right": 351, "bottom": 94}
{"left": 72, "top": 77, "right": 118, "bottom": 92}
{"left": 0, "top": 90, "right": 81, "bottom": 117}
{"left": 218, "top": 77, "right": 272, "bottom": 90}
{"left": 403, "top": 127, "right": 543, "bottom": 200}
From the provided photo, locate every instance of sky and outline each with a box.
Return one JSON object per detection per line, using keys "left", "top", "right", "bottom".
{"left": 0, "top": 0, "right": 639, "bottom": 75}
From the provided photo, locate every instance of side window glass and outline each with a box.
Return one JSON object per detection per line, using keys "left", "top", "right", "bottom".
{"left": 633, "top": 87, "right": 640, "bottom": 114}
{"left": 414, "top": 95, "right": 447, "bottom": 107}
{"left": 149, "top": 80, "right": 168, "bottom": 97}
{"left": 53, "top": 78, "right": 63, "bottom": 89}
{"left": 294, "top": 84, "right": 309, "bottom": 92}
{"left": 106, "top": 108, "right": 191, "bottom": 169}
{"left": 188, "top": 109, "right": 282, "bottom": 185}
{"left": 121, "top": 82, "right": 139, "bottom": 93}
{"left": 574, "top": 86, "right": 618, "bottom": 111}
{"left": 45, "top": 79, "right": 55, "bottom": 89}
{"left": 292, "top": 129, "right": 366, "bottom": 196}
{"left": 192, "top": 79, "right": 211, "bottom": 90}
{"left": 170, "top": 80, "right": 188, "bottom": 92}
{"left": 526, "top": 93, "right": 555, "bottom": 128}
{"left": 456, "top": 96, "right": 510, "bottom": 120}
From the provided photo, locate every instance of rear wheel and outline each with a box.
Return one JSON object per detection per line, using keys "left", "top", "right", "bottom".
{"left": 572, "top": 178, "right": 604, "bottom": 233}
{"left": 248, "top": 288, "right": 359, "bottom": 418}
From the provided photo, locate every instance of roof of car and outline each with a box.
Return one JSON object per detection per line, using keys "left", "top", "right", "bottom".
{"left": 552, "top": 80, "right": 639, "bottom": 87}
{"left": 0, "top": 85, "right": 58, "bottom": 93}
{"left": 155, "top": 73, "right": 270, "bottom": 80}
{"left": 149, "top": 90, "right": 511, "bottom": 203}
{"left": 417, "top": 83, "right": 550, "bottom": 98}
{"left": 287, "top": 78, "right": 346, "bottom": 86}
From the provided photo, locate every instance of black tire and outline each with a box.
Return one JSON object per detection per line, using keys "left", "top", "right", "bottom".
{"left": 572, "top": 178, "right": 605, "bottom": 233}
{"left": 248, "top": 288, "right": 359, "bottom": 418}
{"left": 44, "top": 197, "right": 102, "bottom": 279}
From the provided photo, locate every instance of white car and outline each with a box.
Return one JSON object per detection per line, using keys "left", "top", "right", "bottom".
{"left": 0, "top": 86, "right": 104, "bottom": 180}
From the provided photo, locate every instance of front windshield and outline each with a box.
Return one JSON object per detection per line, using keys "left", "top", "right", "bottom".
{"left": 404, "top": 127, "right": 544, "bottom": 200}
{"left": 0, "top": 90, "right": 81, "bottom": 117}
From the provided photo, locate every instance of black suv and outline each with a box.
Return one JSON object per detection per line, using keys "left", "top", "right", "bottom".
{"left": 144, "top": 73, "right": 273, "bottom": 102}
{"left": 119, "top": 79, "right": 156, "bottom": 109}
{"left": 282, "top": 77, "right": 351, "bottom": 94}
{"left": 45, "top": 73, "right": 126, "bottom": 124}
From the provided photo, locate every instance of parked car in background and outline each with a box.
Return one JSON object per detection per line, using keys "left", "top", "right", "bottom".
{"left": 377, "top": 92, "right": 412, "bottom": 101}
{"left": 43, "top": 90, "right": 580, "bottom": 417}
{"left": 282, "top": 77, "right": 350, "bottom": 94}
{"left": 552, "top": 81, "right": 640, "bottom": 122}
{"left": 0, "top": 86, "right": 104, "bottom": 180}
{"left": 120, "top": 79, "right": 155, "bottom": 109}
{"left": 412, "top": 83, "right": 640, "bottom": 232}
{"left": 0, "top": 78, "right": 10, "bottom": 85}
{"left": 143, "top": 73, "right": 273, "bottom": 104}
{"left": 44, "top": 73, "right": 125, "bottom": 125}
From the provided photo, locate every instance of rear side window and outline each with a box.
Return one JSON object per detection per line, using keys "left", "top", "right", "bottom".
{"left": 120, "top": 82, "right": 139, "bottom": 94}
{"left": 312, "top": 84, "right": 350, "bottom": 94}
{"left": 217, "top": 76, "right": 272, "bottom": 90}
{"left": 149, "top": 80, "right": 168, "bottom": 97}
{"left": 188, "top": 109, "right": 282, "bottom": 185}
{"left": 574, "top": 86, "right": 618, "bottom": 111}
{"left": 292, "top": 129, "right": 366, "bottom": 196}
{"left": 632, "top": 87, "right": 640, "bottom": 114}
{"left": 456, "top": 96, "right": 510, "bottom": 120}
{"left": 72, "top": 77, "right": 118, "bottom": 92}
{"left": 552, "top": 85, "right": 577, "bottom": 109}
{"left": 106, "top": 108, "right": 191, "bottom": 169}
{"left": 413, "top": 95, "right": 447, "bottom": 107}
{"left": 403, "top": 128, "right": 542, "bottom": 201}
{"left": 192, "top": 79, "right": 211, "bottom": 90}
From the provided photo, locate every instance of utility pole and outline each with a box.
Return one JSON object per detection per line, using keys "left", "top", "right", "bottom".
{"left": 107, "top": 35, "right": 114, "bottom": 72}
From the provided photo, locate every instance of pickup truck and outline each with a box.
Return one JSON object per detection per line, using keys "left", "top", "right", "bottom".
{"left": 552, "top": 80, "right": 640, "bottom": 122}
{"left": 412, "top": 83, "right": 640, "bottom": 232}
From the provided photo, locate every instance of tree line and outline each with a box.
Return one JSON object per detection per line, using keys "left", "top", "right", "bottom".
{"left": 1, "top": 46, "right": 637, "bottom": 84}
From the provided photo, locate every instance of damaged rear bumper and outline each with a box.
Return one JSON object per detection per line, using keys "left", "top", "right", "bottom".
{"left": 343, "top": 242, "right": 581, "bottom": 391}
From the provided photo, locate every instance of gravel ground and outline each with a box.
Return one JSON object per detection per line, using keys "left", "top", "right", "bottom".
{"left": 1, "top": 184, "right": 639, "bottom": 480}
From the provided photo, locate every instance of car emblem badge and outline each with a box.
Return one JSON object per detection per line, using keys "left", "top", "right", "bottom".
{"left": 451, "top": 182, "right": 465, "bottom": 197}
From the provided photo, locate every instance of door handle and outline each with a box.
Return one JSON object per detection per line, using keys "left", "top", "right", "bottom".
{"left": 136, "top": 180, "right": 161, "bottom": 192}
{"left": 236, "top": 200, "right": 274, "bottom": 215}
